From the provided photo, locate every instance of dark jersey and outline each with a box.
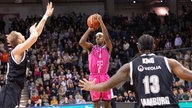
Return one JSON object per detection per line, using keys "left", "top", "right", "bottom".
{"left": 6, "top": 51, "right": 27, "bottom": 89}
{"left": 130, "top": 53, "right": 178, "bottom": 108}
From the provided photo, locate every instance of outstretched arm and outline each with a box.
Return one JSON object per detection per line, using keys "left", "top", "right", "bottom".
{"left": 168, "top": 58, "right": 192, "bottom": 82}
{"left": 96, "top": 14, "right": 112, "bottom": 53}
{"left": 36, "top": 2, "right": 54, "bottom": 36}
{"left": 79, "top": 63, "right": 130, "bottom": 92}
{"left": 15, "top": 2, "right": 54, "bottom": 54}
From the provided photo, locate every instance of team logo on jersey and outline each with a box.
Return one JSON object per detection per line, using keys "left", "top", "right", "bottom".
{"left": 142, "top": 58, "right": 154, "bottom": 64}
{"left": 97, "top": 60, "right": 103, "bottom": 73}
{"left": 138, "top": 65, "right": 144, "bottom": 72}
{"left": 138, "top": 65, "right": 161, "bottom": 72}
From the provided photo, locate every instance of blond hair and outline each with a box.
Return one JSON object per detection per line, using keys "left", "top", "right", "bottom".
{"left": 7, "top": 31, "right": 20, "bottom": 47}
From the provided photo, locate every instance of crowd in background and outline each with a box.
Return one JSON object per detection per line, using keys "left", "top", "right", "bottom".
{"left": 0, "top": 6, "right": 192, "bottom": 107}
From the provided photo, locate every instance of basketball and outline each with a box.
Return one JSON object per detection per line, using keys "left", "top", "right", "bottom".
{"left": 87, "top": 14, "right": 100, "bottom": 30}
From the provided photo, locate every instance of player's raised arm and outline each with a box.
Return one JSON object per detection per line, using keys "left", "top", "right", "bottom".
{"left": 36, "top": 2, "right": 54, "bottom": 36}
{"left": 13, "top": 2, "right": 54, "bottom": 54}
{"left": 96, "top": 14, "right": 112, "bottom": 53}
{"left": 79, "top": 28, "right": 94, "bottom": 52}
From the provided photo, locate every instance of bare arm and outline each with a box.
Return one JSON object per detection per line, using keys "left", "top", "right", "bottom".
{"left": 168, "top": 58, "right": 192, "bottom": 81}
{"left": 11, "top": 2, "right": 54, "bottom": 63}
{"left": 36, "top": 2, "right": 54, "bottom": 36}
{"left": 79, "top": 63, "right": 130, "bottom": 92}
{"left": 79, "top": 28, "right": 93, "bottom": 52}
{"left": 14, "top": 2, "right": 54, "bottom": 53}
{"left": 96, "top": 14, "right": 112, "bottom": 53}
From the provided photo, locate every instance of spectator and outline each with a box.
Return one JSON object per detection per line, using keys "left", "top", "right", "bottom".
{"left": 74, "top": 91, "right": 81, "bottom": 101}
{"left": 34, "top": 99, "right": 43, "bottom": 107}
{"left": 26, "top": 99, "right": 34, "bottom": 108}
{"left": 184, "top": 50, "right": 191, "bottom": 62}
{"left": 32, "top": 92, "right": 41, "bottom": 104}
{"left": 41, "top": 91, "right": 49, "bottom": 106}
{"left": 164, "top": 39, "right": 172, "bottom": 50}
{"left": 175, "top": 52, "right": 183, "bottom": 60}
{"left": 34, "top": 64, "right": 41, "bottom": 79}
{"left": 45, "top": 86, "right": 51, "bottom": 97}
{"left": 116, "top": 94, "right": 124, "bottom": 102}
{"left": 38, "top": 86, "right": 44, "bottom": 96}
{"left": 76, "top": 95, "right": 86, "bottom": 104}
{"left": 122, "top": 91, "right": 129, "bottom": 102}
{"left": 123, "top": 40, "right": 130, "bottom": 61}
{"left": 58, "top": 85, "right": 66, "bottom": 100}
{"left": 178, "top": 88, "right": 186, "bottom": 100}
{"left": 50, "top": 83, "right": 58, "bottom": 97}
{"left": 127, "top": 91, "right": 136, "bottom": 102}
{"left": 63, "top": 96, "right": 70, "bottom": 105}
{"left": 174, "top": 33, "right": 182, "bottom": 49}
{"left": 50, "top": 96, "right": 59, "bottom": 106}
{"left": 29, "top": 82, "right": 38, "bottom": 98}
{"left": 172, "top": 88, "right": 179, "bottom": 100}
{"left": 51, "top": 73, "right": 59, "bottom": 84}
{"left": 0, "top": 49, "right": 8, "bottom": 74}
{"left": 68, "top": 95, "right": 76, "bottom": 104}
{"left": 43, "top": 69, "right": 50, "bottom": 82}
{"left": 66, "top": 81, "right": 75, "bottom": 97}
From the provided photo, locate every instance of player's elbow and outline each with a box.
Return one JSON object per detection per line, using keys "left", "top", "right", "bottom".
{"left": 79, "top": 41, "right": 86, "bottom": 48}
{"left": 79, "top": 41, "right": 83, "bottom": 46}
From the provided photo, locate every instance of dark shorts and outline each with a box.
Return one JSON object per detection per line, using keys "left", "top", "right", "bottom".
{"left": 0, "top": 82, "right": 22, "bottom": 108}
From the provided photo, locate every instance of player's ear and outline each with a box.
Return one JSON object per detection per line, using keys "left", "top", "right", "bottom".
{"left": 137, "top": 43, "right": 142, "bottom": 53}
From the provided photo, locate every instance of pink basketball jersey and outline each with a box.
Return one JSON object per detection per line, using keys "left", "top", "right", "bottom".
{"left": 88, "top": 45, "right": 110, "bottom": 74}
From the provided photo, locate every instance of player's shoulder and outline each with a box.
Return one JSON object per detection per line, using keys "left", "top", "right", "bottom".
{"left": 167, "top": 58, "right": 179, "bottom": 65}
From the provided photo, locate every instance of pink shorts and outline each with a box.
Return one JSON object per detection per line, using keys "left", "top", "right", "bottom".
{"left": 89, "top": 74, "right": 112, "bottom": 101}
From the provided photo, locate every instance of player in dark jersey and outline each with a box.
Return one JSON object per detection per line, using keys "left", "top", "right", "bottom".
{"left": 79, "top": 34, "right": 192, "bottom": 108}
{"left": 0, "top": 2, "right": 54, "bottom": 108}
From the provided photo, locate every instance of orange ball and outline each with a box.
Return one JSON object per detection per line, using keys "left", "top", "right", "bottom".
{"left": 87, "top": 14, "right": 100, "bottom": 30}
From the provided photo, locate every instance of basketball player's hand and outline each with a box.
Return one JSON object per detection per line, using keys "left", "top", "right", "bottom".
{"left": 88, "top": 27, "right": 95, "bottom": 32}
{"left": 79, "top": 78, "right": 96, "bottom": 91}
{"left": 95, "top": 13, "right": 102, "bottom": 23}
{"left": 30, "top": 23, "right": 38, "bottom": 36}
{"left": 45, "top": 2, "right": 54, "bottom": 17}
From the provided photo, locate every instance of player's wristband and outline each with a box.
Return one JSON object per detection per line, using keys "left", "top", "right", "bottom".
{"left": 43, "top": 15, "right": 48, "bottom": 20}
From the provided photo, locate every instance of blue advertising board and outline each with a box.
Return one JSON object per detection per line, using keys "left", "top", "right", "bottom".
{"left": 27, "top": 101, "right": 192, "bottom": 108}
{"left": 179, "top": 101, "right": 192, "bottom": 108}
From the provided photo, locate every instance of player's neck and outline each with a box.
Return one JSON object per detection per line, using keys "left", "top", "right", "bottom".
{"left": 97, "top": 43, "right": 105, "bottom": 47}
{"left": 142, "top": 50, "right": 152, "bottom": 54}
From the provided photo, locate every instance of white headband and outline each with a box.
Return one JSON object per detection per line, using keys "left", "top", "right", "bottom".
{"left": 96, "top": 32, "right": 103, "bottom": 37}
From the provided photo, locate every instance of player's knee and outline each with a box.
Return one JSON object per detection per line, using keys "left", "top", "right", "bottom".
{"left": 93, "top": 101, "right": 100, "bottom": 108}
{"left": 103, "top": 101, "right": 111, "bottom": 108}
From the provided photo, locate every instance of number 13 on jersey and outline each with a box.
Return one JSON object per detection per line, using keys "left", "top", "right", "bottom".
{"left": 143, "top": 75, "right": 160, "bottom": 94}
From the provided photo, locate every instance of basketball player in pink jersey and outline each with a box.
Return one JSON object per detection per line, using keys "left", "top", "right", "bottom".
{"left": 79, "top": 13, "right": 112, "bottom": 108}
